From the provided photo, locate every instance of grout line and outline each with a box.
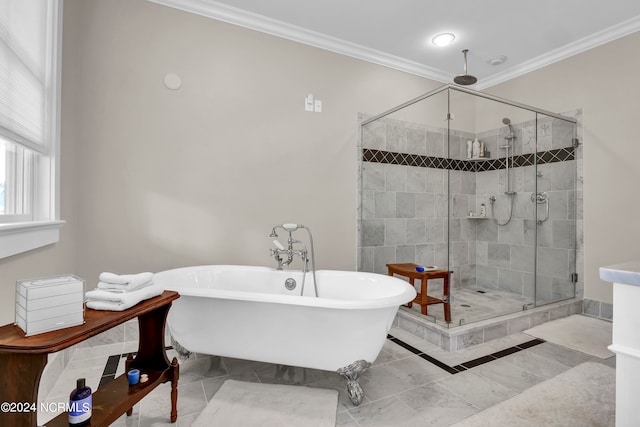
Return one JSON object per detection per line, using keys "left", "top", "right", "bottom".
{"left": 387, "top": 334, "right": 544, "bottom": 374}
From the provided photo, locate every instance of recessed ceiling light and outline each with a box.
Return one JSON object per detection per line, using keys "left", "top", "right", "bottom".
{"left": 487, "top": 55, "right": 508, "bottom": 66}
{"left": 431, "top": 33, "right": 455, "bottom": 47}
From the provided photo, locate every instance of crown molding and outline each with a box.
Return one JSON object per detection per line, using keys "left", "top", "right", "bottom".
{"left": 146, "top": 0, "right": 452, "bottom": 82}
{"left": 477, "top": 14, "right": 640, "bottom": 89}
{"left": 148, "top": 0, "right": 640, "bottom": 89}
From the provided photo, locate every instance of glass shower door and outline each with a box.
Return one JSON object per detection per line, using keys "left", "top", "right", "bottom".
{"left": 534, "top": 113, "right": 578, "bottom": 305}
{"left": 449, "top": 90, "right": 540, "bottom": 325}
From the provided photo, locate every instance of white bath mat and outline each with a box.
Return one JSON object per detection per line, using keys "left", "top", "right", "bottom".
{"left": 192, "top": 379, "right": 338, "bottom": 427}
{"left": 452, "top": 361, "right": 615, "bottom": 426}
{"left": 524, "top": 314, "right": 614, "bottom": 359}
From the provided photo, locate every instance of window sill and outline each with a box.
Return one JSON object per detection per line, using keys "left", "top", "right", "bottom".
{"left": 0, "top": 220, "right": 66, "bottom": 259}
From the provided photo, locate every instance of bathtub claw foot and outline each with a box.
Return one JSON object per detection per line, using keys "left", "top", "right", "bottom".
{"left": 337, "top": 360, "right": 371, "bottom": 406}
{"left": 170, "top": 335, "right": 192, "bottom": 361}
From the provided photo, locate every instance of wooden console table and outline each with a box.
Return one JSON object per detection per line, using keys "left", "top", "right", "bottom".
{"left": 387, "top": 263, "right": 452, "bottom": 323}
{"left": 0, "top": 290, "right": 180, "bottom": 427}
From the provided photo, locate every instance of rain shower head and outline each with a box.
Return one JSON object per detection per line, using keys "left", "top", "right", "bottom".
{"left": 502, "top": 118, "right": 511, "bottom": 125}
{"left": 453, "top": 49, "right": 477, "bottom": 86}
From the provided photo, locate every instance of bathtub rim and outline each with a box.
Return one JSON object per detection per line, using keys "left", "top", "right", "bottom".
{"left": 154, "top": 264, "right": 416, "bottom": 309}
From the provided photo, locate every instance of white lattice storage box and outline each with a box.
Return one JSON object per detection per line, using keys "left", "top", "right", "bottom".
{"left": 15, "top": 275, "right": 85, "bottom": 336}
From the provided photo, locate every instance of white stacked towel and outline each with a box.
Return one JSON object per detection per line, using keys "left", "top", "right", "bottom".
{"left": 86, "top": 285, "right": 164, "bottom": 311}
{"left": 86, "top": 271, "right": 163, "bottom": 311}
{"left": 97, "top": 271, "right": 154, "bottom": 292}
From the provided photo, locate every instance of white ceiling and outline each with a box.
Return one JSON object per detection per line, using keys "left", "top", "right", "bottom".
{"left": 149, "top": 0, "right": 640, "bottom": 89}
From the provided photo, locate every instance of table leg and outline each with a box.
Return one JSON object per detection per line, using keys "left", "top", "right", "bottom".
{"left": 0, "top": 352, "right": 48, "bottom": 427}
{"left": 420, "top": 278, "right": 428, "bottom": 315}
{"left": 170, "top": 357, "right": 179, "bottom": 422}
{"left": 130, "top": 302, "right": 179, "bottom": 423}
{"left": 132, "top": 307, "right": 171, "bottom": 371}
{"left": 407, "top": 278, "right": 414, "bottom": 308}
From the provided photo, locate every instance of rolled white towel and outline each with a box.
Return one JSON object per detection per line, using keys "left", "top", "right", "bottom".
{"left": 99, "top": 272, "right": 154, "bottom": 286}
{"left": 85, "top": 285, "right": 164, "bottom": 311}
{"left": 97, "top": 279, "right": 153, "bottom": 293}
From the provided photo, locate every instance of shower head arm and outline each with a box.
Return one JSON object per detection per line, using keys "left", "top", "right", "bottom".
{"left": 462, "top": 49, "right": 469, "bottom": 74}
{"left": 453, "top": 49, "right": 477, "bottom": 86}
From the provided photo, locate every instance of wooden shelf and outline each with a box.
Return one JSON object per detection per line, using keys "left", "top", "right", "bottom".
{"left": 0, "top": 291, "right": 180, "bottom": 427}
{"left": 46, "top": 369, "right": 171, "bottom": 426}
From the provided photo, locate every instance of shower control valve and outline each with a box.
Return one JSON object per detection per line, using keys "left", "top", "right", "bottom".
{"left": 531, "top": 192, "right": 548, "bottom": 203}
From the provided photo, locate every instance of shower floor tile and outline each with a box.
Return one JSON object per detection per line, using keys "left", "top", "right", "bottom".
{"left": 403, "top": 285, "right": 533, "bottom": 326}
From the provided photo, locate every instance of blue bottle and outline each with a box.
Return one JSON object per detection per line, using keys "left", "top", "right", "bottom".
{"left": 69, "top": 378, "right": 92, "bottom": 426}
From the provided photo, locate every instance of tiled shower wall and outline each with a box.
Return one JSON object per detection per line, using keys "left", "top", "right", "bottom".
{"left": 474, "top": 118, "right": 579, "bottom": 303}
{"left": 358, "top": 118, "right": 455, "bottom": 278}
{"left": 358, "top": 112, "right": 583, "bottom": 304}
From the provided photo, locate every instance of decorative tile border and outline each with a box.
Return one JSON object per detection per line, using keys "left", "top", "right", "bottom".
{"left": 387, "top": 334, "right": 545, "bottom": 374}
{"left": 362, "top": 146, "right": 575, "bottom": 171}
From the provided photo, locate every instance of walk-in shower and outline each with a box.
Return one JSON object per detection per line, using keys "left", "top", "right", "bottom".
{"left": 358, "top": 84, "right": 580, "bottom": 330}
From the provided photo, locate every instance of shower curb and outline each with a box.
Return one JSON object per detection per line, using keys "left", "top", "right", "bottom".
{"left": 393, "top": 298, "right": 583, "bottom": 352}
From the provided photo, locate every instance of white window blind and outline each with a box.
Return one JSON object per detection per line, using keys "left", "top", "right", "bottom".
{"left": 0, "top": 0, "right": 49, "bottom": 153}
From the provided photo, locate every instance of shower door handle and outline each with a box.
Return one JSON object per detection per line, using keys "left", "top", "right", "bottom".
{"left": 531, "top": 192, "right": 549, "bottom": 224}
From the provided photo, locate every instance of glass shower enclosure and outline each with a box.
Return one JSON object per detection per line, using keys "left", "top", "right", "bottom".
{"left": 358, "top": 85, "right": 578, "bottom": 327}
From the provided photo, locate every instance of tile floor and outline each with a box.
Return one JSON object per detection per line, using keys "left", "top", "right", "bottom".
{"left": 39, "top": 325, "right": 615, "bottom": 427}
{"left": 408, "top": 284, "right": 534, "bottom": 327}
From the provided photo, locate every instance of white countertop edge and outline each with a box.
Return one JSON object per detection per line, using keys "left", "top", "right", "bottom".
{"left": 600, "top": 262, "right": 640, "bottom": 286}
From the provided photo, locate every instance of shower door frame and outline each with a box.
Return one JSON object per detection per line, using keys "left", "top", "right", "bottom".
{"left": 361, "top": 85, "right": 575, "bottom": 129}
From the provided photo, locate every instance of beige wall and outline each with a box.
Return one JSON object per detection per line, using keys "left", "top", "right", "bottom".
{"left": 486, "top": 31, "right": 640, "bottom": 303}
{"left": 64, "top": 0, "right": 439, "bottom": 280}
{"left": 1, "top": 0, "right": 634, "bottom": 325}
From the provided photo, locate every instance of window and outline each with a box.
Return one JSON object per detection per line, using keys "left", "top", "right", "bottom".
{"left": 0, "top": 0, "right": 63, "bottom": 259}
{"left": 0, "top": 138, "right": 33, "bottom": 221}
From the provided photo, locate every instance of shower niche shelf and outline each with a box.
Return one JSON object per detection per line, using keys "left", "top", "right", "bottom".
{"left": 466, "top": 157, "right": 490, "bottom": 161}
{"left": 466, "top": 216, "right": 488, "bottom": 219}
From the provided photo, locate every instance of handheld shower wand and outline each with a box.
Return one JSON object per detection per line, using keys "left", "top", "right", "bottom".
{"left": 490, "top": 118, "right": 517, "bottom": 226}
{"left": 502, "top": 118, "right": 515, "bottom": 141}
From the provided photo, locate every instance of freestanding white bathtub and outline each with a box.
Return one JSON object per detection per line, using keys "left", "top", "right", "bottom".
{"left": 154, "top": 265, "right": 416, "bottom": 405}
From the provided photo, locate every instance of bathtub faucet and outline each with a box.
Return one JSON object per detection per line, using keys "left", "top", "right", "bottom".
{"left": 268, "top": 223, "right": 319, "bottom": 297}
{"left": 270, "top": 237, "right": 307, "bottom": 270}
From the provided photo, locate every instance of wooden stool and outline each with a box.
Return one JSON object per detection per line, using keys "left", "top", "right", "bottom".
{"left": 387, "top": 263, "right": 452, "bottom": 323}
